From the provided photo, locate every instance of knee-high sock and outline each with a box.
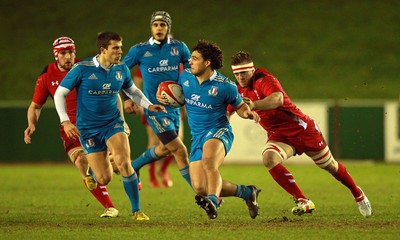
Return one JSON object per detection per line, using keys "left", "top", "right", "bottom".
{"left": 235, "top": 185, "right": 251, "bottom": 200}
{"left": 132, "top": 146, "right": 161, "bottom": 171}
{"left": 122, "top": 172, "right": 140, "bottom": 213}
{"left": 179, "top": 166, "right": 192, "bottom": 187}
{"left": 160, "top": 155, "right": 174, "bottom": 173}
{"left": 207, "top": 194, "right": 219, "bottom": 207}
{"left": 148, "top": 162, "right": 158, "bottom": 182}
{"left": 84, "top": 181, "right": 115, "bottom": 209}
{"left": 269, "top": 164, "right": 307, "bottom": 200}
{"left": 332, "top": 161, "right": 362, "bottom": 198}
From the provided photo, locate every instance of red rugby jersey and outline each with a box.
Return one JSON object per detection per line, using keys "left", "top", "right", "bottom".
{"left": 31, "top": 61, "right": 78, "bottom": 123}
{"left": 230, "top": 68, "right": 311, "bottom": 137}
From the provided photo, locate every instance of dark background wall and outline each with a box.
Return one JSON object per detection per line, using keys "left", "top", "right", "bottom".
{"left": 0, "top": 103, "right": 386, "bottom": 162}
{"left": 0, "top": 106, "right": 149, "bottom": 162}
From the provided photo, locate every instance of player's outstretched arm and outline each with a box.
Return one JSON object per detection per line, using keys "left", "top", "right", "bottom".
{"left": 244, "top": 92, "right": 283, "bottom": 111}
{"left": 235, "top": 102, "right": 260, "bottom": 123}
{"left": 123, "top": 86, "right": 167, "bottom": 113}
{"left": 148, "top": 104, "right": 166, "bottom": 113}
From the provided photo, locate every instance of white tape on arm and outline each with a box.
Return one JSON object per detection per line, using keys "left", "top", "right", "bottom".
{"left": 122, "top": 85, "right": 152, "bottom": 109}
{"left": 54, "top": 86, "right": 71, "bottom": 123}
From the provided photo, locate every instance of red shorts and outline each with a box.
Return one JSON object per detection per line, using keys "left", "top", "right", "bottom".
{"left": 267, "top": 120, "right": 327, "bottom": 155}
{"left": 60, "top": 126, "right": 82, "bottom": 154}
{"left": 141, "top": 115, "right": 149, "bottom": 126}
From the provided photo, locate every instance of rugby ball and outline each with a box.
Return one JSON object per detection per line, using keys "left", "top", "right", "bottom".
{"left": 157, "top": 81, "right": 185, "bottom": 107}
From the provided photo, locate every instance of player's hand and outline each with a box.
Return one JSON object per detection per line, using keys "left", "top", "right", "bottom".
{"left": 124, "top": 99, "right": 138, "bottom": 114}
{"left": 24, "top": 125, "right": 36, "bottom": 144}
{"left": 156, "top": 92, "right": 169, "bottom": 105}
{"left": 245, "top": 110, "right": 260, "bottom": 123}
{"left": 243, "top": 97, "right": 255, "bottom": 110}
{"left": 148, "top": 104, "right": 167, "bottom": 113}
{"left": 62, "top": 120, "right": 80, "bottom": 139}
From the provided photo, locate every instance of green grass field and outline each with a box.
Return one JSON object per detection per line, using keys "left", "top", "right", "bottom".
{"left": 1, "top": 162, "right": 399, "bottom": 239}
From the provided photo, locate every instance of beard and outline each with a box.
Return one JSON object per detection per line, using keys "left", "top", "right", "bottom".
{"left": 59, "top": 62, "right": 73, "bottom": 71}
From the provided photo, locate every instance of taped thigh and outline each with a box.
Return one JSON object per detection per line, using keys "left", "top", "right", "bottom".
{"left": 310, "top": 146, "right": 334, "bottom": 168}
{"left": 261, "top": 142, "right": 288, "bottom": 161}
{"left": 68, "top": 147, "right": 84, "bottom": 164}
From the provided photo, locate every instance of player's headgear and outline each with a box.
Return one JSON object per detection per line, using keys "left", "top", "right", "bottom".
{"left": 150, "top": 11, "right": 172, "bottom": 33}
{"left": 231, "top": 62, "right": 255, "bottom": 74}
{"left": 52, "top": 37, "right": 75, "bottom": 61}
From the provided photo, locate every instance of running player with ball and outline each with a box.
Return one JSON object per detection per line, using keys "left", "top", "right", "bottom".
{"left": 122, "top": 11, "right": 192, "bottom": 187}
{"left": 159, "top": 40, "right": 262, "bottom": 220}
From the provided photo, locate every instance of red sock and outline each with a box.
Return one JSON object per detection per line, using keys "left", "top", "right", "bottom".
{"left": 149, "top": 162, "right": 158, "bottom": 182}
{"left": 269, "top": 164, "right": 307, "bottom": 199}
{"left": 332, "top": 161, "right": 362, "bottom": 198}
{"left": 84, "top": 181, "right": 115, "bottom": 209}
{"left": 160, "top": 155, "right": 174, "bottom": 173}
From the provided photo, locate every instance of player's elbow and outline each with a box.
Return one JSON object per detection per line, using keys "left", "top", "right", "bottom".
{"left": 272, "top": 92, "right": 284, "bottom": 108}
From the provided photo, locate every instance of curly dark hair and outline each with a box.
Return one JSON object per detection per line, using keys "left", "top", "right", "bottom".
{"left": 192, "top": 40, "right": 223, "bottom": 70}
{"left": 231, "top": 51, "right": 253, "bottom": 66}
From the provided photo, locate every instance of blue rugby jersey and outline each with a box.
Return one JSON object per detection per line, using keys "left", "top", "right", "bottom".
{"left": 178, "top": 69, "right": 243, "bottom": 136}
{"left": 123, "top": 37, "right": 190, "bottom": 115}
{"left": 60, "top": 56, "right": 133, "bottom": 130}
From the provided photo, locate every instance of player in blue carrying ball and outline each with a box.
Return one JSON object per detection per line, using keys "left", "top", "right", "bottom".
{"left": 159, "top": 39, "right": 262, "bottom": 220}
{"left": 122, "top": 11, "right": 192, "bottom": 187}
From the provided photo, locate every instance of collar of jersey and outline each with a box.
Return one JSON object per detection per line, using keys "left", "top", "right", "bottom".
{"left": 92, "top": 55, "right": 114, "bottom": 70}
{"left": 93, "top": 55, "right": 100, "bottom": 67}
{"left": 209, "top": 70, "right": 217, "bottom": 81}
{"left": 149, "top": 37, "right": 171, "bottom": 45}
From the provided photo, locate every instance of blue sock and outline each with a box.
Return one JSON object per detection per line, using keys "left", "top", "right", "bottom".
{"left": 122, "top": 172, "right": 140, "bottom": 213}
{"left": 207, "top": 194, "right": 219, "bottom": 207}
{"left": 179, "top": 166, "right": 192, "bottom": 187}
{"left": 235, "top": 185, "right": 251, "bottom": 200}
{"left": 132, "top": 146, "right": 160, "bottom": 171}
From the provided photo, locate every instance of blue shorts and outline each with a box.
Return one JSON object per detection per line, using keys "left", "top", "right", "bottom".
{"left": 79, "top": 118, "right": 127, "bottom": 154}
{"left": 146, "top": 111, "right": 180, "bottom": 134}
{"left": 189, "top": 127, "right": 234, "bottom": 163}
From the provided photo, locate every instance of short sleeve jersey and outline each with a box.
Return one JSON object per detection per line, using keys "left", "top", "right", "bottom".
{"left": 59, "top": 56, "right": 133, "bottom": 130}
{"left": 179, "top": 69, "right": 243, "bottom": 136}
{"left": 123, "top": 37, "right": 191, "bottom": 115}
{"left": 234, "top": 68, "right": 311, "bottom": 135}
{"left": 32, "top": 61, "right": 79, "bottom": 123}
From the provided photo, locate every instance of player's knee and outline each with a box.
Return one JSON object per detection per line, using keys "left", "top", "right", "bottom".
{"left": 261, "top": 143, "right": 287, "bottom": 169}
{"left": 310, "top": 146, "right": 337, "bottom": 172}
{"left": 201, "top": 158, "right": 217, "bottom": 172}
{"left": 164, "top": 141, "right": 187, "bottom": 159}
{"left": 156, "top": 144, "right": 171, "bottom": 157}
{"left": 175, "top": 145, "right": 188, "bottom": 159}
{"left": 191, "top": 181, "right": 207, "bottom": 195}
{"left": 96, "top": 174, "right": 112, "bottom": 185}
{"left": 110, "top": 151, "right": 129, "bottom": 164}
{"left": 113, "top": 159, "right": 131, "bottom": 175}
